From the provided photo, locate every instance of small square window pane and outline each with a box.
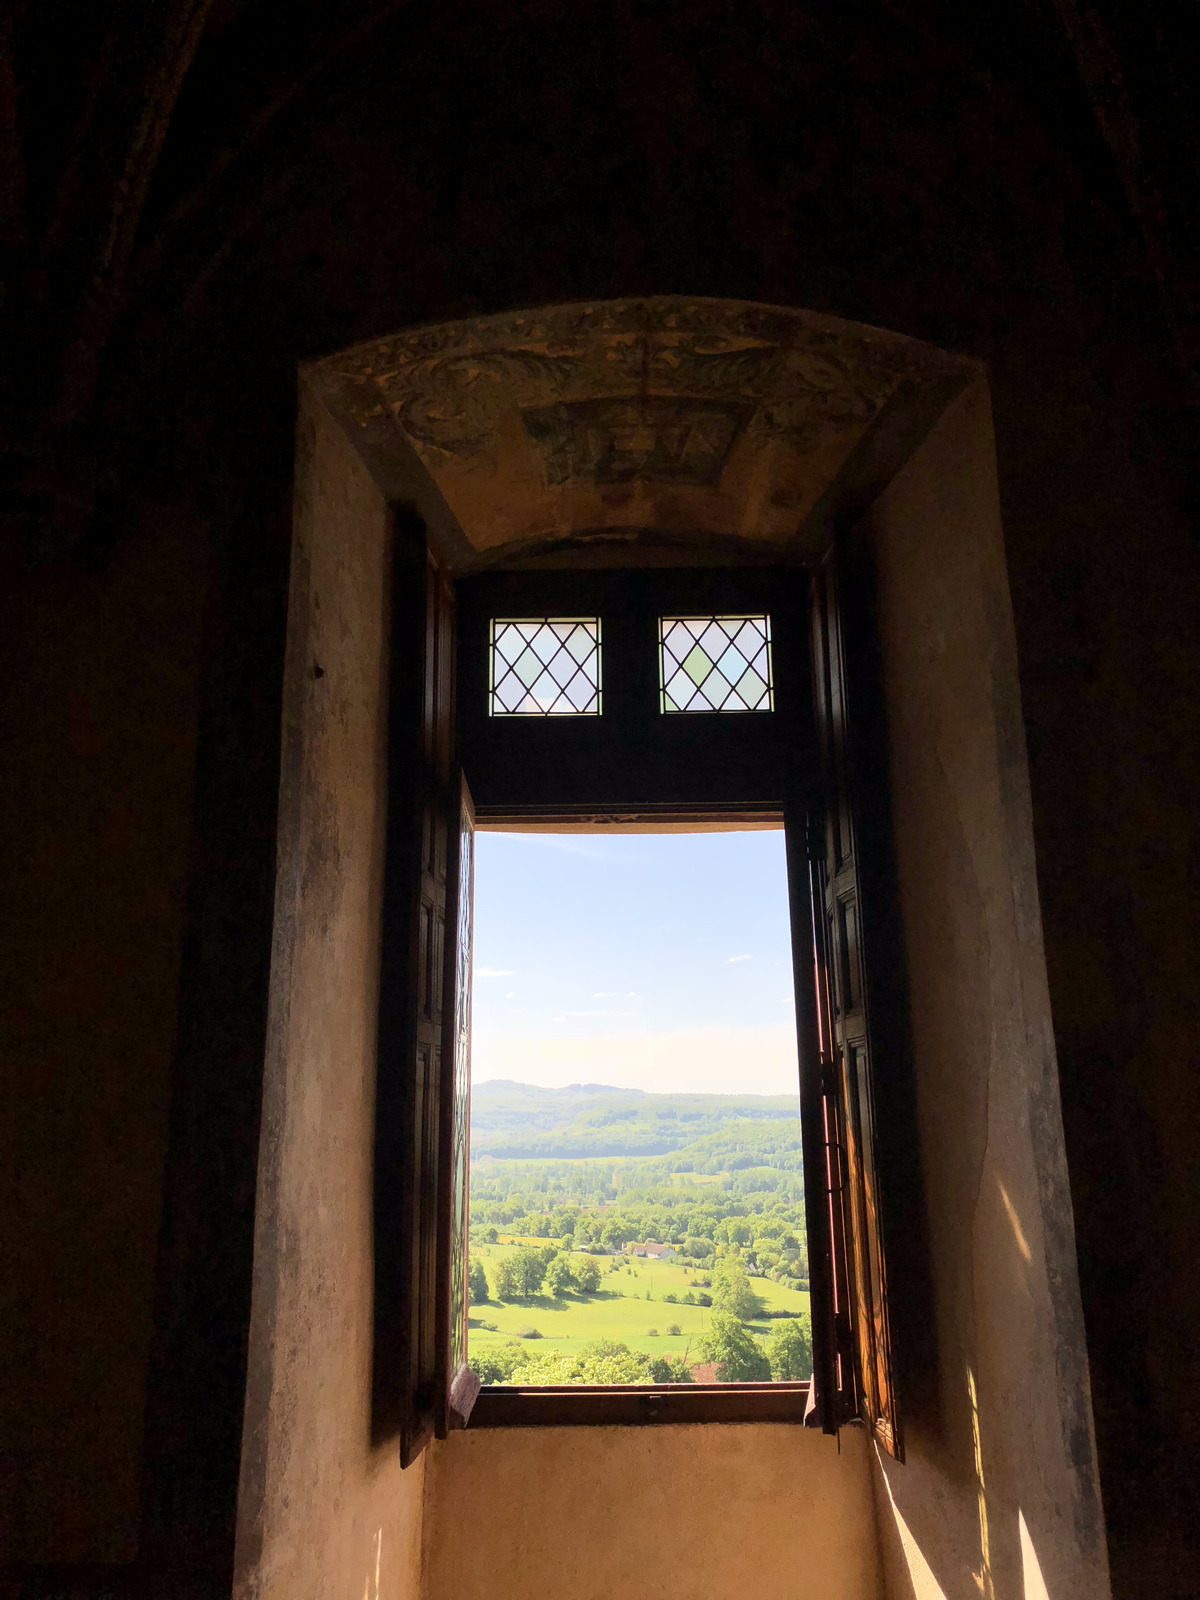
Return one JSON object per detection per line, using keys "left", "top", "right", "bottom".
{"left": 490, "top": 618, "right": 601, "bottom": 716}
{"left": 660, "top": 614, "right": 773, "bottom": 712}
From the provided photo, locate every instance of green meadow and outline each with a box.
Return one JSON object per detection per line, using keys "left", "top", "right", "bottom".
{"left": 469, "top": 1241, "right": 811, "bottom": 1366}
{"left": 466, "top": 1083, "right": 812, "bottom": 1380}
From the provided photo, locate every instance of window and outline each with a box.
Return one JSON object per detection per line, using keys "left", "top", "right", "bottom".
{"left": 489, "top": 618, "right": 601, "bottom": 716}
{"left": 659, "top": 614, "right": 774, "bottom": 713}
{"left": 465, "top": 829, "right": 809, "bottom": 1394}
{"left": 384, "top": 557, "right": 900, "bottom": 1452}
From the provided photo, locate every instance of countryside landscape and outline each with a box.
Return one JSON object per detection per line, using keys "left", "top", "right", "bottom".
{"left": 466, "top": 1080, "right": 812, "bottom": 1386}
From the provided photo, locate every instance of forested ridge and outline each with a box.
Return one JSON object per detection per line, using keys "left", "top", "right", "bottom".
{"left": 471, "top": 1079, "right": 801, "bottom": 1161}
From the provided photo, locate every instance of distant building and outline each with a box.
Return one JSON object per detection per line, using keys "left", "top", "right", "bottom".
{"left": 624, "top": 1241, "right": 678, "bottom": 1261}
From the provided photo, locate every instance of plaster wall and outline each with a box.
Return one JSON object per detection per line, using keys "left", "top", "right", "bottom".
{"left": 421, "top": 1423, "right": 880, "bottom": 1600}
{"left": 0, "top": 510, "right": 210, "bottom": 1562}
{"left": 863, "top": 381, "right": 1108, "bottom": 1600}
{"left": 232, "top": 389, "right": 424, "bottom": 1600}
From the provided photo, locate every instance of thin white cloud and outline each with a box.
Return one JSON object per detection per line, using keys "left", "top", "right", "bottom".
{"left": 728, "top": 954, "right": 753, "bottom": 963}
{"left": 554, "top": 1009, "right": 632, "bottom": 1019}
{"left": 485, "top": 832, "right": 611, "bottom": 860}
{"left": 470, "top": 1023, "right": 799, "bottom": 1096}
{"left": 475, "top": 966, "right": 516, "bottom": 978}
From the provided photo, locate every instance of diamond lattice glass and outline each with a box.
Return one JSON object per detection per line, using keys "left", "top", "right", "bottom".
{"left": 489, "top": 618, "right": 602, "bottom": 716}
{"left": 659, "top": 615, "right": 773, "bottom": 713}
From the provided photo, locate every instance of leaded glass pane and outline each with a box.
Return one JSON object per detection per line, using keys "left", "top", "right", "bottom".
{"left": 490, "top": 618, "right": 601, "bottom": 715}
{"left": 659, "top": 615, "right": 773, "bottom": 712}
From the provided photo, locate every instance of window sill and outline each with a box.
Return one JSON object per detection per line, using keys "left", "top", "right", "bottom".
{"left": 468, "top": 1382, "right": 810, "bottom": 1428}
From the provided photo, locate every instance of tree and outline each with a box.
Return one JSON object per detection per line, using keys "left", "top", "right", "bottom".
{"left": 544, "top": 1253, "right": 576, "bottom": 1297}
{"left": 711, "top": 1255, "right": 765, "bottom": 1322}
{"left": 648, "top": 1355, "right": 694, "bottom": 1383}
{"left": 507, "top": 1339, "right": 655, "bottom": 1386}
{"left": 468, "top": 1256, "right": 489, "bottom": 1304}
{"left": 601, "top": 1217, "right": 631, "bottom": 1249}
{"left": 767, "top": 1315, "right": 813, "bottom": 1380}
{"left": 491, "top": 1254, "right": 522, "bottom": 1300}
{"left": 492, "top": 1244, "right": 551, "bottom": 1299}
{"left": 698, "top": 1312, "right": 771, "bottom": 1381}
{"left": 574, "top": 1257, "right": 601, "bottom": 1294}
{"left": 467, "top": 1342, "right": 527, "bottom": 1384}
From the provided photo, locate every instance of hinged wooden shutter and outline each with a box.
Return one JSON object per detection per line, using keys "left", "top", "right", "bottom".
{"left": 437, "top": 772, "right": 477, "bottom": 1435}
{"left": 809, "top": 557, "right": 903, "bottom": 1460}
{"left": 375, "top": 522, "right": 456, "bottom": 1470}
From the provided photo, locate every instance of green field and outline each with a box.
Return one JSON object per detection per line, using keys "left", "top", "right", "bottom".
{"left": 469, "top": 1243, "right": 810, "bottom": 1366}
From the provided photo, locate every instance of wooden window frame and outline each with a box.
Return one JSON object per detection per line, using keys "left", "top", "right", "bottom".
{"left": 471, "top": 1381, "right": 810, "bottom": 1429}
{"left": 383, "top": 543, "right": 902, "bottom": 1449}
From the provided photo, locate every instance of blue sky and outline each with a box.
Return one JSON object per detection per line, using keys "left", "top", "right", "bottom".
{"left": 470, "top": 830, "right": 800, "bottom": 1097}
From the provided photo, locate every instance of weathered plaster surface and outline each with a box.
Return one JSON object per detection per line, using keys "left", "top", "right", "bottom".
{"left": 864, "top": 380, "right": 1108, "bottom": 1600}
{"left": 421, "top": 1423, "right": 880, "bottom": 1600}
{"left": 0, "top": 507, "right": 211, "bottom": 1562}
{"left": 233, "top": 387, "right": 424, "bottom": 1600}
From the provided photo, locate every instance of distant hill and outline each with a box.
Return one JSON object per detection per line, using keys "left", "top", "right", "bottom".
{"left": 470, "top": 1079, "right": 800, "bottom": 1160}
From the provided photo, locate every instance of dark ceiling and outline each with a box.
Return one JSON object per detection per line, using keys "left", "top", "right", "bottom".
{"left": 1, "top": 0, "right": 1196, "bottom": 574}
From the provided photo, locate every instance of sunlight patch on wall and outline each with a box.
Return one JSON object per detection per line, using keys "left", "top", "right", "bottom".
{"left": 1020, "top": 1511, "right": 1052, "bottom": 1600}
{"left": 998, "top": 1178, "right": 1033, "bottom": 1263}
{"left": 878, "top": 1459, "right": 950, "bottom": 1600}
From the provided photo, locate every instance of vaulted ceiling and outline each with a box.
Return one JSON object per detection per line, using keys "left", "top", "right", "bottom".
{"left": 309, "top": 296, "right": 972, "bottom": 568}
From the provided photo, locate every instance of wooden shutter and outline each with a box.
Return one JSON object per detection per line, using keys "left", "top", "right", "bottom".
{"left": 375, "top": 522, "right": 456, "bottom": 1469}
{"left": 808, "top": 557, "right": 903, "bottom": 1460}
{"left": 437, "top": 773, "right": 477, "bottom": 1435}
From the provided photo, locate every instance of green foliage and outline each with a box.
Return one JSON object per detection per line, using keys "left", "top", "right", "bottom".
{"left": 666, "top": 1322, "right": 681, "bottom": 1336}
{"left": 469, "top": 1085, "right": 812, "bottom": 1387}
{"left": 492, "top": 1243, "right": 557, "bottom": 1299}
{"left": 767, "top": 1315, "right": 813, "bottom": 1380}
{"left": 471, "top": 1162, "right": 805, "bottom": 1247}
{"left": 647, "top": 1355, "right": 694, "bottom": 1383}
{"left": 468, "top": 1257, "right": 489, "bottom": 1304}
{"left": 515, "top": 1324, "right": 543, "bottom": 1339}
{"left": 467, "top": 1342, "right": 526, "bottom": 1383}
{"left": 503, "top": 1338, "right": 694, "bottom": 1386}
{"left": 544, "top": 1254, "right": 576, "bottom": 1297}
{"left": 574, "top": 1257, "right": 602, "bottom": 1294}
{"left": 698, "top": 1312, "right": 771, "bottom": 1381}
{"left": 711, "top": 1255, "right": 766, "bottom": 1322}
{"left": 470, "top": 1081, "right": 800, "bottom": 1162}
